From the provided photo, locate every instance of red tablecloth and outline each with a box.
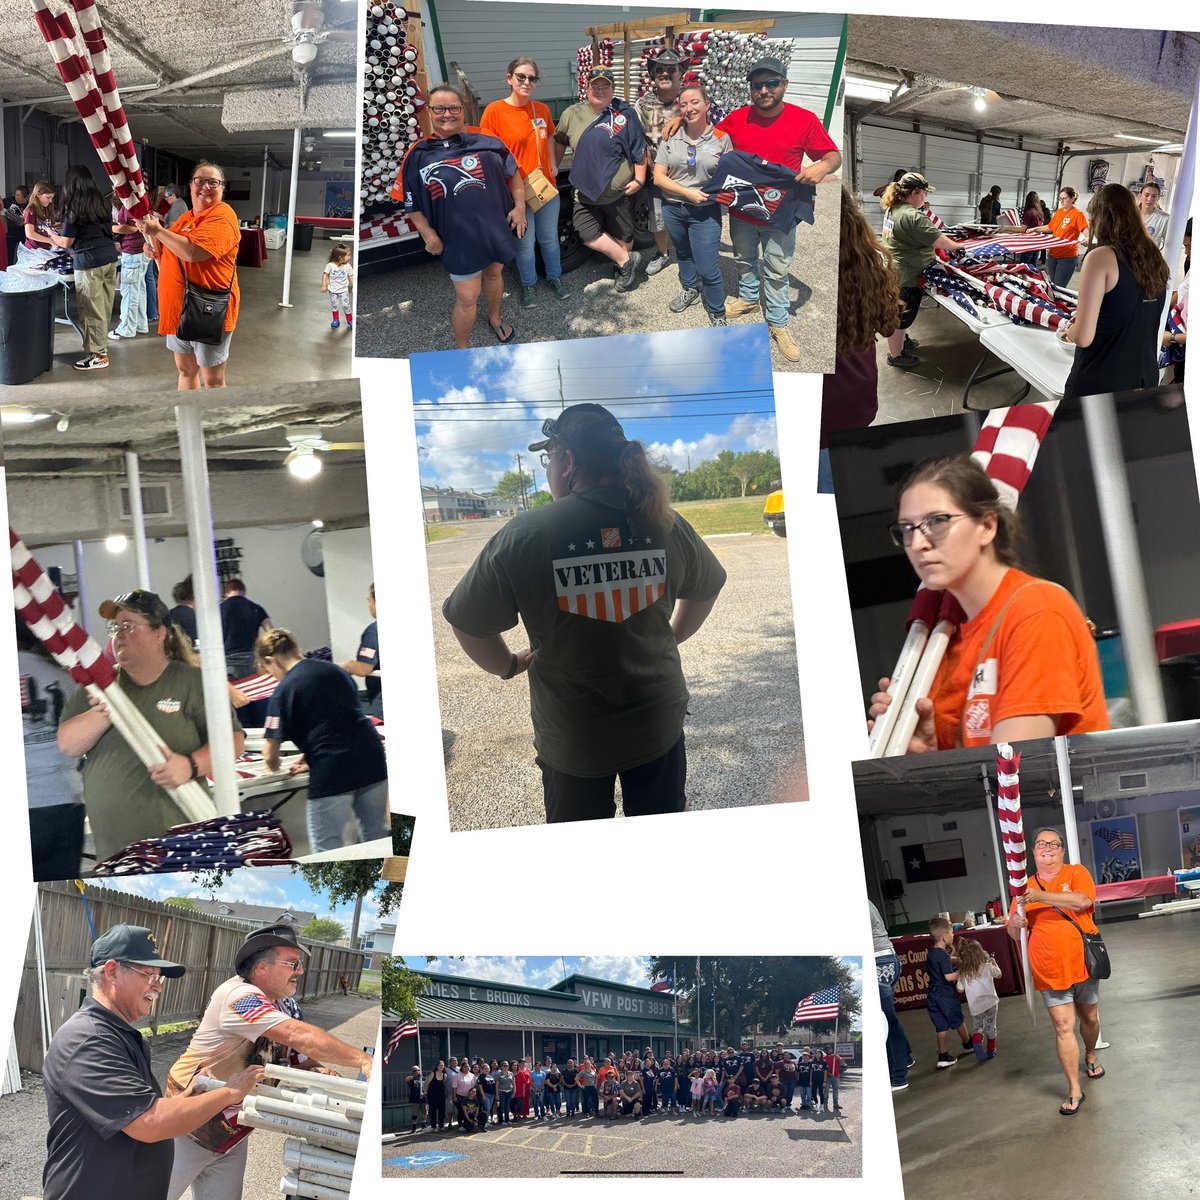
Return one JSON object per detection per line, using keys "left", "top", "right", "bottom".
{"left": 0, "top": 235, "right": 9, "bottom": 270}
{"left": 237, "top": 228, "right": 267, "bottom": 268}
{"left": 1156, "top": 619, "right": 1200, "bottom": 661}
{"left": 890, "top": 926, "right": 1025, "bottom": 1012}
{"left": 294, "top": 216, "right": 353, "bottom": 231}
{"left": 1095, "top": 874, "right": 1178, "bottom": 901}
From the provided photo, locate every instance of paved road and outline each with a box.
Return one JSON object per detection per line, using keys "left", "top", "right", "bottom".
{"left": 426, "top": 518, "right": 806, "bottom": 830}
{"left": 383, "top": 1072, "right": 861, "bottom": 1178}
{"left": 356, "top": 177, "right": 839, "bottom": 373}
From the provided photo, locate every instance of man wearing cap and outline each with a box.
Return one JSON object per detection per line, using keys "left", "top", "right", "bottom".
{"left": 634, "top": 47, "right": 687, "bottom": 277}
{"left": 42, "top": 925, "right": 264, "bottom": 1200}
{"left": 713, "top": 56, "right": 841, "bottom": 362}
{"left": 442, "top": 403, "right": 726, "bottom": 822}
{"left": 554, "top": 68, "right": 648, "bottom": 293}
{"left": 57, "top": 590, "right": 245, "bottom": 862}
{"left": 164, "top": 924, "right": 373, "bottom": 1200}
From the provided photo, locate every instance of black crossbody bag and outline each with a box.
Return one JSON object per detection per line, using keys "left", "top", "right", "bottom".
{"left": 1030, "top": 875, "right": 1112, "bottom": 980}
{"left": 176, "top": 254, "right": 235, "bottom": 345}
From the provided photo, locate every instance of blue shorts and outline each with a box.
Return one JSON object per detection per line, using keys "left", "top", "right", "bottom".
{"left": 1042, "top": 978, "right": 1100, "bottom": 1008}
{"left": 927, "top": 993, "right": 964, "bottom": 1032}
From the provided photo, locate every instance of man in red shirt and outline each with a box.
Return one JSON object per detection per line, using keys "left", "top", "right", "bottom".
{"left": 716, "top": 56, "right": 841, "bottom": 362}
{"left": 824, "top": 1047, "right": 844, "bottom": 1110}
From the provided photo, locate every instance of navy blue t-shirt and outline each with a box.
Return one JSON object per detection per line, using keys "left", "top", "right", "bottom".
{"left": 927, "top": 946, "right": 958, "bottom": 1003}
{"left": 220, "top": 594, "right": 269, "bottom": 654}
{"left": 168, "top": 604, "right": 198, "bottom": 646}
{"left": 566, "top": 100, "right": 647, "bottom": 204}
{"left": 700, "top": 151, "right": 816, "bottom": 231}
{"left": 356, "top": 620, "right": 381, "bottom": 704}
{"left": 264, "top": 658, "right": 387, "bottom": 798}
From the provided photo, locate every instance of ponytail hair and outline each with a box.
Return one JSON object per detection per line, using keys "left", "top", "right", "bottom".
{"left": 164, "top": 622, "right": 199, "bottom": 666}
{"left": 618, "top": 439, "right": 674, "bottom": 535}
{"left": 256, "top": 627, "right": 301, "bottom": 670}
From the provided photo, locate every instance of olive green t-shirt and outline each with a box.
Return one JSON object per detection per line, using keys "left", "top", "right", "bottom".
{"left": 557, "top": 102, "right": 636, "bottom": 205}
{"left": 443, "top": 487, "right": 727, "bottom": 777}
{"left": 59, "top": 661, "right": 243, "bottom": 862}
{"left": 890, "top": 204, "right": 943, "bottom": 288}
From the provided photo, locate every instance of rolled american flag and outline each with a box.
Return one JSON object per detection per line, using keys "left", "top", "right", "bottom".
{"left": 995, "top": 743, "right": 1028, "bottom": 896}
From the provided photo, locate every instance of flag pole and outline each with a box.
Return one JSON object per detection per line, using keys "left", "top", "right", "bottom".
{"left": 997, "top": 743, "right": 1037, "bottom": 1026}
{"left": 673, "top": 960, "right": 678, "bottom": 1057}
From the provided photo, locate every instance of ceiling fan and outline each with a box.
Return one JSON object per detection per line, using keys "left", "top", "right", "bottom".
{"left": 241, "top": 0, "right": 358, "bottom": 68}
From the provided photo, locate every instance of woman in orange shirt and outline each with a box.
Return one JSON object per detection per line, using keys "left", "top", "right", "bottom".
{"left": 868, "top": 454, "right": 1108, "bottom": 752}
{"left": 1030, "top": 185, "right": 1089, "bottom": 289}
{"left": 1007, "top": 828, "right": 1102, "bottom": 1115}
{"left": 480, "top": 57, "right": 570, "bottom": 309}
{"left": 137, "top": 160, "right": 241, "bottom": 390}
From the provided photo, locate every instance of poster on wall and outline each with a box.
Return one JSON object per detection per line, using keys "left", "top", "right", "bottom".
{"left": 325, "top": 181, "right": 354, "bottom": 218}
{"left": 1179, "top": 807, "right": 1200, "bottom": 869}
{"left": 1089, "top": 816, "right": 1141, "bottom": 883}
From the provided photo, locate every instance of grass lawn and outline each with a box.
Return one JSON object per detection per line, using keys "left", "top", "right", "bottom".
{"left": 358, "top": 969, "right": 382, "bottom": 998}
{"left": 424, "top": 523, "right": 470, "bottom": 544}
{"left": 674, "top": 495, "right": 774, "bottom": 537}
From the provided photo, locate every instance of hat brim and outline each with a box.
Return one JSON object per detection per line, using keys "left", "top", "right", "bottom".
{"left": 97, "top": 599, "right": 125, "bottom": 620}
{"left": 527, "top": 437, "right": 552, "bottom": 452}
{"left": 121, "top": 955, "right": 186, "bottom": 978}
{"left": 235, "top": 933, "right": 311, "bottom": 972}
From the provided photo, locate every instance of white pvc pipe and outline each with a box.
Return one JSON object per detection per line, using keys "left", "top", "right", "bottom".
{"left": 175, "top": 403, "right": 241, "bottom": 816}
{"left": 32, "top": 902, "right": 51, "bottom": 1058}
{"left": 243, "top": 1094, "right": 360, "bottom": 1134}
{"left": 72, "top": 539, "right": 89, "bottom": 630}
{"left": 297, "top": 1168, "right": 354, "bottom": 1191}
{"left": 868, "top": 618, "right": 930, "bottom": 757}
{"left": 1055, "top": 734, "right": 1081, "bottom": 864}
{"left": 265, "top": 1065, "right": 369, "bottom": 1098}
{"left": 254, "top": 1085, "right": 365, "bottom": 1119}
{"left": 260, "top": 146, "right": 270, "bottom": 228}
{"left": 280, "top": 1174, "right": 349, "bottom": 1200}
{"left": 124, "top": 450, "right": 151, "bottom": 590}
{"left": 237, "top": 1103, "right": 360, "bottom": 1150}
{"left": 280, "top": 126, "right": 301, "bottom": 308}
{"left": 884, "top": 619, "right": 954, "bottom": 756}
{"left": 282, "top": 1139, "right": 355, "bottom": 1177}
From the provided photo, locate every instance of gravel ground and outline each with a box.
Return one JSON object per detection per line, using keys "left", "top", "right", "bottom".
{"left": 427, "top": 520, "right": 806, "bottom": 830}
{"left": 383, "top": 1072, "right": 860, "bottom": 1178}
{"left": 355, "top": 177, "right": 839, "bottom": 373}
{"left": 1, "top": 993, "right": 378, "bottom": 1200}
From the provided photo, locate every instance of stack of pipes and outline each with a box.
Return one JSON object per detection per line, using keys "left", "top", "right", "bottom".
{"left": 576, "top": 37, "right": 615, "bottom": 100}
{"left": 236, "top": 1064, "right": 367, "bottom": 1200}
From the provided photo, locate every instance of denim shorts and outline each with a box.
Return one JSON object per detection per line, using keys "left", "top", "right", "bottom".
{"left": 167, "top": 329, "right": 233, "bottom": 367}
{"left": 927, "top": 993, "right": 964, "bottom": 1032}
{"left": 1042, "top": 978, "right": 1100, "bottom": 1008}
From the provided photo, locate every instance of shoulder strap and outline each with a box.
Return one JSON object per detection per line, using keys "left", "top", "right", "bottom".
{"left": 1029, "top": 872, "right": 1086, "bottom": 931}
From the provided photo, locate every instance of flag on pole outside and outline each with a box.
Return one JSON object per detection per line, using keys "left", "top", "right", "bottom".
{"left": 650, "top": 971, "right": 675, "bottom": 992}
{"left": 383, "top": 1021, "right": 418, "bottom": 1064}
{"left": 695, "top": 957, "right": 702, "bottom": 980}
{"left": 792, "top": 986, "right": 841, "bottom": 1024}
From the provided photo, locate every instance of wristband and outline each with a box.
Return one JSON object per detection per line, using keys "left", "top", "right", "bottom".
{"left": 188, "top": 753, "right": 200, "bottom": 780}
{"left": 501, "top": 653, "right": 519, "bottom": 680}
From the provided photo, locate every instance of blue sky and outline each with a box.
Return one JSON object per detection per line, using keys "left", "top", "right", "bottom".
{"left": 97, "top": 866, "right": 387, "bottom": 938}
{"left": 409, "top": 326, "right": 778, "bottom": 495}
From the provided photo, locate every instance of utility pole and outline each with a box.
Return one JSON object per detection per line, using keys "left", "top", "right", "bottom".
{"left": 558, "top": 359, "right": 565, "bottom": 409}
{"left": 515, "top": 452, "right": 527, "bottom": 512}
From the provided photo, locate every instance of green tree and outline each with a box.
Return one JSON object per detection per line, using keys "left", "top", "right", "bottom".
{"left": 730, "top": 450, "right": 781, "bottom": 497}
{"left": 300, "top": 916, "right": 347, "bottom": 943}
{"left": 493, "top": 468, "right": 532, "bottom": 512}
{"left": 164, "top": 897, "right": 200, "bottom": 911}
{"left": 528, "top": 489, "right": 554, "bottom": 509}
{"left": 382, "top": 955, "right": 427, "bottom": 1020}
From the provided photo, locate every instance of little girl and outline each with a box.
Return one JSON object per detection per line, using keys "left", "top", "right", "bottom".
{"left": 689, "top": 1067, "right": 704, "bottom": 1115}
{"left": 701, "top": 1068, "right": 718, "bottom": 1115}
{"left": 321, "top": 243, "right": 354, "bottom": 329}
{"left": 954, "top": 937, "right": 1002, "bottom": 1061}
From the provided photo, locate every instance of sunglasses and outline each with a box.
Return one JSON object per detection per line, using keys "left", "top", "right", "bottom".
{"left": 752, "top": 78, "right": 783, "bottom": 90}
{"left": 512, "top": 72, "right": 539, "bottom": 85}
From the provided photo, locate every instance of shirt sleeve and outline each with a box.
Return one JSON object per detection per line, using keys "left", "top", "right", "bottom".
{"left": 441, "top": 528, "right": 521, "bottom": 637}
{"left": 189, "top": 206, "right": 240, "bottom": 263}
{"left": 218, "top": 983, "right": 291, "bottom": 1039}
{"left": 669, "top": 513, "right": 728, "bottom": 602}
{"left": 61, "top": 216, "right": 79, "bottom": 239}
{"left": 264, "top": 687, "right": 286, "bottom": 743}
{"left": 58, "top": 1031, "right": 159, "bottom": 1139}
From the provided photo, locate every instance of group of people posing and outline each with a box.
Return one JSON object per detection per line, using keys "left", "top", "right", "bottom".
{"left": 406, "top": 1042, "right": 846, "bottom": 1133}
{"left": 399, "top": 48, "right": 840, "bottom": 359}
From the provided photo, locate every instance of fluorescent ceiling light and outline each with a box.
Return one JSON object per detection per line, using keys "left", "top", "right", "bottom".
{"left": 845, "top": 75, "right": 897, "bottom": 103}
{"left": 321, "top": 131, "right": 356, "bottom": 139}
{"left": 1, "top": 406, "right": 51, "bottom": 425}
{"left": 1113, "top": 134, "right": 1171, "bottom": 144}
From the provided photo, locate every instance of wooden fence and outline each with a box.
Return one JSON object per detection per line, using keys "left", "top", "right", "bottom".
{"left": 17, "top": 881, "right": 368, "bottom": 1073}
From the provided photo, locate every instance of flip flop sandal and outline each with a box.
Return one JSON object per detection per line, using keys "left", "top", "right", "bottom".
{"left": 490, "top": 321, "right": 516, "bottom": 344}
{"left": 1085, "top": 1060, "right": 1105, "bottom": 1079}
{"left": 1058, "top": 1092, "right": 1086, "bottom": 1116}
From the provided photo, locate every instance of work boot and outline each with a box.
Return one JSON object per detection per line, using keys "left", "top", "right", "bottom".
{"left": 769, "top": 324, "right": 801, "bottom": 362}
{"left": 725, "top": 296, "right": 759, "bottom": 318}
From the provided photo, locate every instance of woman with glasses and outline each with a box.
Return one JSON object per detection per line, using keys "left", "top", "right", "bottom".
{"left": 56, "top": 589, "right": 246, "bottom": 863}
{"left": 255, "top": 628, "right": 389, "bottom": 853}
{"left": 442, "top": 402, "right": 726, "bottom": 823}
{"left": 480, "top": 57, "right": 569, "bottom": 310}
{"left": 137, "top": 160, "right": 241, "bottom": 389}
{"left": 652, "top": 82, "right": 732, "bottom": 326}
{"left": 1007, "top": 827, "right": 1104, "bottom": 1115}
{"left": 1028, "top": 186, "right": 1089, "bottom": 290}
{"left": 867, "top": 454, "right": 1107, "bottom": 753}
{"left": 399, "top": 83, "right": 525, "bottom": 348}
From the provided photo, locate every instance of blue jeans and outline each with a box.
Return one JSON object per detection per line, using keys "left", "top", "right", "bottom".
{"left": 515, "top": 191, "right": 562, "bottom": 285}
{"left": 661, "top": 201, "right": 725, "bottom": 317}
{"left": 499, "top": 1093, "right": 513, "bottom": 1123}
{"left": 532, "top": 1088, "right": 545, "bottom": 1118}
{"left": 829, "top": 1077, "right": 840, "bottom": 1106}
{"left": 545, "top": 1091, "right": 560, "bottom": 1114}
{"left": 582, "top": 1085, "right": 599, "bottom": 1115}
{"left": 782, "top": 1079, "right": 795, "bottom": 1106}
{"left": 1047, "top": 255, "right": 1077, "bottom": 289}
{"left": 877, "top": 951, "right": 912, "bottom": 1086}
{"left": 482, "top": 1093, "right": 495, "bottom": 1119}
{"left": 115, "top": 252, "right": 149, "bottom": 336}
{"left": 564, "top": 1085, "right": 579, "bottom": 1116}
{"left": 306, "top": 778, "right": 389, "bottom": 852}
{"left": 799, "top": 1084, "right": 811, "bottom": 1107}
{"left": 728, "top": 216, "right": 796, "bottom": 327}
{"left": 145, "top": 257, "right": 159, "bottom": 322}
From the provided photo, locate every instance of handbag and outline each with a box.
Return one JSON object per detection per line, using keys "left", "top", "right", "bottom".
{"left": 176, "top": 254, "right": 235, "bottom": 345}
{"left": 1030, "top": 876, "right": 1112, "bottom": 980}
{"left": 523, "top": 166, "right": 556, "bottom": 212}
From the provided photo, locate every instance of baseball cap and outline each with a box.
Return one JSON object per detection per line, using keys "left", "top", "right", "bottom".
{"left": 587, "top": 67, "right": 616, "bottom": 84}
{"left": 897, "top": 171, "right": 935, "bottom": 193}
{"left": 528, "top": 403, "right": 627, "bottom": 453}
{"left": 90, "top": 924, "right": 186, "bottom": 978}
{"left": 98, "top": 589, "right": 170, "bottom": 624}
{"left": 235, "top": 924, "right": 311, "bottom": 973}
{"left": 747, "top": 56, "right": 788, "bottom": 80}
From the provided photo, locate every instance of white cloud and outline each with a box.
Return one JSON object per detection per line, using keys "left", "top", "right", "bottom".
{"left": 570, "top": 955, "right": 652, "bottom": 987}
{"left": 428, "top": 956, "right": 535, "bottom": 985}
{"left": 645, "top": 413, "right": 778, "bottom": 472}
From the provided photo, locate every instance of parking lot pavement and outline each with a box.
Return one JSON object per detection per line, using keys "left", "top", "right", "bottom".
{"left": 425, "top": 520, "right": 805, "bottom": 831}
{"left": 356, "top": 177, "right": 839, "bottom": 373}
{"left": 383, "top": 1074, "right": 861, "bottom": 1178}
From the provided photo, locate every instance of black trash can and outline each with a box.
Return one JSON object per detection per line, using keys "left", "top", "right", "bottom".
{"left": 293, "top": 222, "right": 314, "bottom": 252}
{"left": 0, "top": 283, "right": 56, "bottom": 384}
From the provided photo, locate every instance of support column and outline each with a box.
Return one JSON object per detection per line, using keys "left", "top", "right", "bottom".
{"left": 260, "top": 145, "right": 270, "bottom": 225}
{"left": 280, "top": 126, "right": 302, "bottom": 308}
{"left": 981, "top": 764, "right": 1009, "bottom": 910}
{"left": 124, "top": 450, "right": 151, "bottom": 590}
{"left": 72, "top": 539, "right": 89, "bottom": 629}
{"left": 1055, "top": 735, "right": 1081, "bottom": 863}
{"left": 175, "top": 403, "right": 240, "bottom": 815}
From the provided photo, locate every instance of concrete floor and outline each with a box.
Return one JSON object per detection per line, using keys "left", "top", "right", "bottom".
{"left": 891, "top": 913, "right": 1199, "bottom": 1199}
{"left": 10, "top": 240, "right": 352, "bottom": 400}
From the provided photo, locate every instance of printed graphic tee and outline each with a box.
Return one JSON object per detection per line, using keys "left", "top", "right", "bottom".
{"left": 699, "top": 151, "right": 815, "bottom": 230}
{"left": 557, "top": 100, "right": 647, "bottom": 205}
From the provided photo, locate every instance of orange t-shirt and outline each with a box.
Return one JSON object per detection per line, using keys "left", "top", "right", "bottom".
{"left": 1007, "top": 864, "right": 1098, "bottom": 990}
{"left": 1048, "top": 206, "right": 1087, "bottom": 259}
{"left": 479, "top": 99, "right": 557, "bottom": 181}
{"left": 156, "top": 201, "right": 241, "bottom": 335}
{"left": 596, "top": 1064, "right": 617, "bottom": 1086}
{"left": 931, "top": 568, "right": 1108, "bottom": 750}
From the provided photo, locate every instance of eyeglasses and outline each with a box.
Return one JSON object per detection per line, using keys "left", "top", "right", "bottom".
{"left": 430, "top": 105, "right": 463, "bottom": 116}
{"left": 108, "top": 619, "right": 154, "bottom": 637}
{"left": 512, "top": 72, "right": 539, "bottom": 85}
{"left": 191, "top": 177, "right": 225, "bottom": 189}
{"left": 123, "top": 964, "right": 165, "bottom": 987}
{"left": 752, "top": 78, "right": 783, "bottom": 90}
{"left": 1034, "top": 840, "right": 1064, "bottom": 850}
{"left": 538, "top": 452, "right": 559, "bottom": 468}
{"left": 888, "top": 513, "right": 969, "bottom": 548}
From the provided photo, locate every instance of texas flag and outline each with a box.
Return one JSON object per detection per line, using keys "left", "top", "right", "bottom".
{"left": 901, "top": 839, "right": 968, "bottom": 883}
{"left": 651, "top": 971, "right": 675, "bottom": 993}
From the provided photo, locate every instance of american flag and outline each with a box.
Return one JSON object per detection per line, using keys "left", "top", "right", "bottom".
{"left": 996, "top": 743, "right": 1027, "bottom": 897}
{"left": 1095, "top": 825, "right": 1136, "bottom": 852}
{"left": 19, "top": 675, "right": 31, "bottom": 708}
{"left": 233, "top": 673, "right": 278, "bottom": 702}
{"left": 553, "top": 538, "right": 667, "bottom": 624}
{"left": 1000, "top": 207, "right": 1022, "bottom": 227}
{"left": 970, "top": 402, "right": 1057, "bottom": 510}
{"left": 228, "top": 990, "right": 278, "bottom": 1023}
{"left": 383, "top": 1021, "right": 418, "bottom": 1064}
{"left": 956, "top": 231, "right": 1077, "bottom": 255}
{"left": 792, "top": 986, "right": 841, "bottom": 1024}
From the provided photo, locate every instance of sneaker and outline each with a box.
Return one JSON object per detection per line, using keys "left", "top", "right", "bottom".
{"left": 331, "top": 319, "right": 340, "bottom": 328}
{"left": 973, "top": 1041, "right": 987, "bottom": 1062}
{"left": 645, "top": 252, "right": 670, "bottom": 276}
{"left": 74, "top": 353, "right": 109, "bottom": 371}
{"left": 725, "top": 296, "right": 758, "bottom": 318}
{"left": 961, "top": 1041, "right": 975, "bottom": 1054}
{"left": 708, "top": 313, "right": 728, "bottom": 327}
{"left": 887, "top": 351, "right": 920, "bottom": 369}
{"left": 891, "top": 1081, "right": 910, "bottom": 1092}
{"left": 108, "top": 329, "right": 128, "bottom": 339}
{"left": 614, "top": 250, "right": 642, "bottom": 292}
{"left": 906, "top": 1056, "right": 915, "bottom": 1069}
{"left": 669, "top": 287, "right": 700, "bottom": 313}
{"left": 521, "top": 284, "right": 538, "bottom": 309}
{"left": 986, "top": 1050, "right": 997, "bottom": 1061}
{"left": 936, "top": 1052, "right": 956, "bottom": 1069}
{"left": 347, "top": 315, "right": 354, "bottom": 327}
{"left": 769, "top": 324, "right": 801, "bottom": 362}
{"left": 904, "top": 335, "right": 920, "bottom": 351}
{"left": 550, "top": 277, "right": 571, "bottom": 300}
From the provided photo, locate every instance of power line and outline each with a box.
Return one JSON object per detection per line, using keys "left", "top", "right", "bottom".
{"left": 413, "top": 391, "right": 776, "bottom": 409}
{"left": 416, "top": 410, "right": 779, "bottom": 423}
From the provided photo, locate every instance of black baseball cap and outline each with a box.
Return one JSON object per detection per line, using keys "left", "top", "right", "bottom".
{"left": 528, "top": 403, "right": 627, "bottom": 453}
{"left": 651, "top": 48, "right": 685, "bottom": 71}
{"left": 587, "top": 67, "right": 616, "bottom": 84}
{"left": 90, "top": 924, "right": 186, "bottom": 978}
{"left": 747, "top": 56, "right": 788, "bottom": 81}
{"left": 235, "top": 924, "right": 310, "bottom": 973}
{"left": 98, "top": 589, "right": 170, "bottom": 624}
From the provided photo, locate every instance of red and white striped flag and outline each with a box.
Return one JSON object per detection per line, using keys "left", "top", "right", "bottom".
{"left": 957, "top": 231, "right": 1076, "bottom": 255}
{"left": 232, "top": 673, "right": 278, "bottom": 702}
{"left": 1000, "top": 207, "right": 1022, "bottom": 227}
{"left": 995, "top": 743, "right": 1027, "bottom": 897}
{"left": 383, "top": 1021, "right": 418, "bottom": 1064}
{"left": 982, "top": 283, "right": 1068, "bottom": 331}
{"left": 30, "top": 0, "right": 150, "bottom": 218}
{"left": 970, "top": 402, "right": 1058, "bottom": 510}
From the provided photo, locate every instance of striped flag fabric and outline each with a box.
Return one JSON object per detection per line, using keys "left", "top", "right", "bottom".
{"left": 983, "top": 282, "right": 1069, "bottom": 331}
{"left": 383, "top": 1021, "right": 418, "bottom": 1064}
{"left": 1095, "top": 825, "right": 1136, "bottom": 851}
{"left": 30, "top": 0, "right": 150, "bottom": 218}
{"left": 996, "top": 743, "right": 1028, "bottom": 897}
{"left": 970, "top": 402, "right": 1058, "bottom": 509}
{"left": 650, "top": 971, "right": 675, "bottom": 992}
{"left": 1000, "top": 207, "right": 1022, "bottom": 227}
{"left": 956, "top": 230, "right": 1076, "bottom": 255}
{"left": 232, "top": 673, "right": 278, "bottom": 702}
{"left": 792, "top": 986, "right": 841, "bottom": 1024}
